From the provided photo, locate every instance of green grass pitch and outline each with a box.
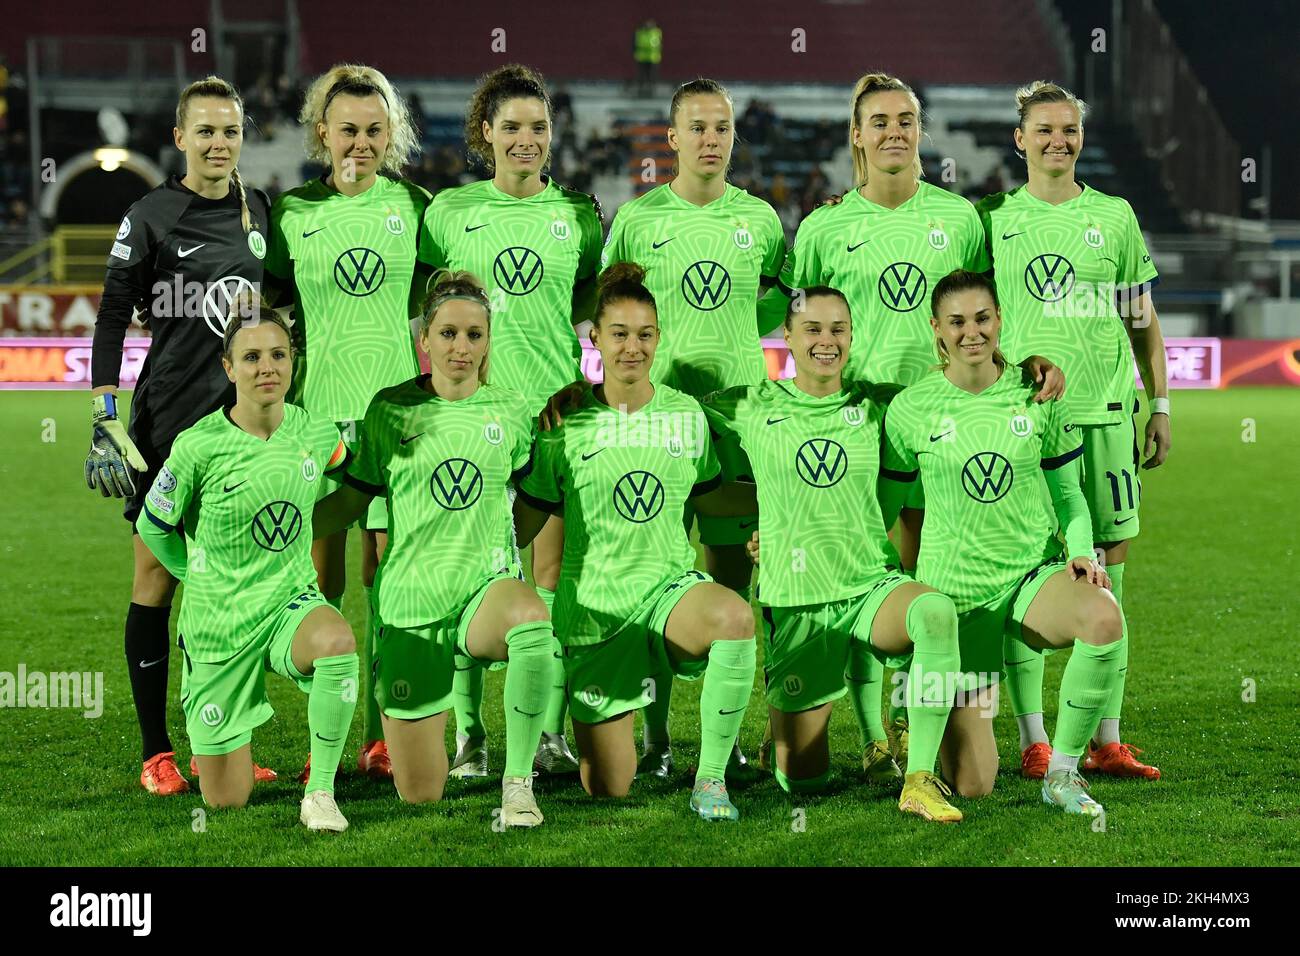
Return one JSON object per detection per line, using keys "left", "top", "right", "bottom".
{"left": 1, "top": 388, "right": 1297, "bottom": 866}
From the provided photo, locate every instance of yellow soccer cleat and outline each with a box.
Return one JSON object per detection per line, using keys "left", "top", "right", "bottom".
{"left": 887, "top": 716, "right": 909, "bottom": 768}
{"left": 862, "top": 739, "right": 904, "bottom": 786}
{"left": 898, "top": 771, "right": 963, "bottom": 823}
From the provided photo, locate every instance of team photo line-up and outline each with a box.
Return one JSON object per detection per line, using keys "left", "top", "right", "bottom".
{"left": 82, "top": 59, "right": 1171, "bottom": 833}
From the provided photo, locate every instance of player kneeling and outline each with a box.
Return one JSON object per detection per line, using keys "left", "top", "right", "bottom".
{"left": 136, "top": 298, "right": 358, "bottom": 832}
{"left": 313, "top": 273, "right": 558, "bottom": 828}
{"left": 516, "top": 264, "right": 759, "bottom": 821}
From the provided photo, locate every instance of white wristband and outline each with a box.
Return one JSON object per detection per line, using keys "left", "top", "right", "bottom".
{"left": 1151, "top": 397, "right": 1170, "bottom": 416}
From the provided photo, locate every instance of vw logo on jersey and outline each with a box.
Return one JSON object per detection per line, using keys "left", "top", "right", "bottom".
{"left": 795, "top": 438, "right": 848, "bottom": 488}
{"left": 390, "top": 680, "right": 411, "bottom": 702}
{"left": 550, "top": 219, "right": 570, "bottom": 241}
{"left": 733, "top": 227, "right": 753, "bottom": 250}
{"left": 843, "top": 407, "right": 865, "bottom": 427}
{"left": 247, "top": 230, "right": 266, "bottom": 259}
{"left": 1009, "top": 415, "right": 1034, "bottom": 438}
{"left": 483, "top": 422, "right": 503, "bottom": 445}
{"left": 302, "top": 456, "right": 318, "bottom": 482}
{"left": 613, "top": 470, "right": 665, "bottom": 523}
{"left": 579, "top": 685, "right": 605, "bottom": 709}
{"left": 334, "top": 247, "right": 386, "bottom": 297}
{"left": 202, "top": 275, "right": 258, "bottom": 337}
{"left": 385, "top": 214, "right": 405, "bottom": 236}
{"left": 1024, "top": 254, "right": 1075, "bottom": 302}
{"left": 251, "top": 500, "right": 304, "bottom": 552}
{"left": 430, "top": 458, "right": 483, "bottom": 511}
{"left": 493, "top": 246, "right": 545, "bottom": 295}
{"left": 1084, "top": 226, "right": 1104, "bottom": 249}
{"left": 681, "top": 260, "right": 731, "bottom": 311}
{"left": 116, "top": 217, "right": 131, "bottom": 241}
{"left": 878, "top": 261, "right": 928, "bottom": 313}
{"left": 783, "top": 675, "right": 803, "bottom": 697}
{"left": 200, "top": 703, "right": 224, "bottom": 727}
{"left": 928, "top": 227, "right": 949, "bottom": 251}
{"left": 961, "top": 452, "right": 1014, "bottom": 503}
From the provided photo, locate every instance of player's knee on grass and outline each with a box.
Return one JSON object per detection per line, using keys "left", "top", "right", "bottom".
{"left": 951, "top": 764, "right": 995, "bottom": 799}
{"left": 394, "top": 771, "right": 444, "bottom": 805}
{"left": 583, "top": 766, "right": 633, "bottom": 799}
{"left": 1076, "top": 591, "right": 1123, "bottom": 647}
{"left": 202, "top": 778, "right": 252, "bottom": 810}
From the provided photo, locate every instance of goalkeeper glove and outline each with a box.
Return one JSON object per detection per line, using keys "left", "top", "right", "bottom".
{"left": 85, "top": 393, "right": 148, "bottom": 498}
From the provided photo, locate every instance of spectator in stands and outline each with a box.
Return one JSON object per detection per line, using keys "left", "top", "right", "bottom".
{"left": 633, "top": 20, "right": 662, "bottom": 97}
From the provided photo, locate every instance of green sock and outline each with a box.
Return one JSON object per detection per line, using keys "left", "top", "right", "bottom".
{"left": 536, "top": 587, "right": 568, "bottom": 738}
{"left": 1052, "top": 633, "right": 1124, "bottom": 758}
{"left": 452, "top": 656, "right": 486, "bottom": 742}
{"left": 1002, "top": 626, "right": 1046, "bottom": 716}
{"left": 362, "top": 585, "right": 384, "bottom": 743}
{"left": 902, "top": 592, "right": 960, "bottom": 776}
{"left": 845, "top": 637, "right": 886, "bottom": 747}
{"left": 774, "top": 765, "right": 831, "bottom": 794}
{"left": 306, "top": 652, "right": 359, "bottom": 795}
{"left": 641, "top": 663, "right": 672, "bottom": 748}
{"left": 502, "top": 621, "right": 559, "bottom": 778}
{"left": 696, "top": 638, "right": 756, "bottom": 782}
{"left": 326, "top": 593, "right": 344, "bottom": 612}
{"left": 1102, "top": 563, "right": 1128, "bottom": 718}
{"left": 886, "top": 661, "right": 909, "bottom": 727}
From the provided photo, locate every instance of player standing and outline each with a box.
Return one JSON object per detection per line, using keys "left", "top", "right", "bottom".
{"left": 515, "top": 264, "right": 758, "bottom": 821}
{"left": 599, "top": 78, "right": 786, "bottom": 777}
{"left": 419, "top": 64, "right": 602, "bottom": 778}
{"left": 976, "top": 82, "right": 1169, "bottom": 780}
{"left": 86, "top": 76, "right": 275, "bottom": 794}
{"left": 136, "top": 302, "right": 358, "bottom": 831}
{"left": 265, "top": 64, "right": 431, "bottom": 780}
{"left": 313, "top": 273, "right": 558, "bottom": 826}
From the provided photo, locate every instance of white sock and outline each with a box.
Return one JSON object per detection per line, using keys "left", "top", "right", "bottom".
{"left": 1047, "top": 750, "right": 1079, "bottom": 775}
{"left": 1093, "top": 718, "right": 1120, "bottom": 746}
{"left": 1017, "top": 712, "right": 1049, "bottom": 750}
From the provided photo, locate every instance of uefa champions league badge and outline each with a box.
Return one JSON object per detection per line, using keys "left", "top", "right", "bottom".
{"left": 733, "top": 225, "right": 753, "bottom": 250}
{"left": 247, "top": 230, "right": 266, "bottom": 258}
{"left": 550, "top": 219, "right": 571, "bottom": 241}
{"left": 927, "top": 223, "right": 949, "bottom": 251}
{"left": 156, "top": 466, "right": 177, "bottom": 493}
{"left": 1010, "top": 414, "right": 1034, "bottom": 438}
{"left": 301, "top": 454, "right": 318, "bottom": 482}
{"left": 843, "top": 406, "right": 865, "bottom": 427}
{"left": 385, "top": 213, "right": 405, "bottom": 236}
{"left": 1084, "top": 224, "right": 1104, "bottom": 248}
{"left": 483, "top": 422, "right": 503, "bottom": 445}
{"left": 116, "top": 217, "right": 131, "bottom": 240}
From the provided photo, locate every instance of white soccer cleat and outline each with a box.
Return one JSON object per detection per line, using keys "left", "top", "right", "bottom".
{"left": 500, "top": 774, "right": 544, "bottom": 828}
{"left": 449, "top": 731, "right": 490, "bottom": 779}
{"left": 533, "top": 732, "right": 580, "bottom": 775}
{"left": 300, "top": 790, "right": 349, "bottom": 833}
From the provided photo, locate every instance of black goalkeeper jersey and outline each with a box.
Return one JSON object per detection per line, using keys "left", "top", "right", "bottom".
{"left": 91, "top": 175, "right": 271, "bottom": 456}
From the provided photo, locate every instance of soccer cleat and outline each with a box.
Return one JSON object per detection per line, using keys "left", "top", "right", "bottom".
{"left": 1020, "top": 742, "right": 1052, "bottom": 780}
{"left": 898, "top": 771, "right": 963, "bottom": 823}
{"left": 500, "top": 774, "right": 545, "bottom": 828}
{"left": 295, "top": 755, "right": 344, "bottom": 785}
{"left": 190, "top": 755, "right": 278, "bottom": 783}
{"left": 1083, "top": 741, "right": 1161, "bottom": 780}
{"left": 140, "top": 751, "right": 190, "bottom": 796}
{"left": 448, "top": 732, "right": 490, "bottom": 779}
{"left": 357, "top": 740, "right": 393, "bottom": 780}
{"left": 726, "top": 741, "right": 762, "bottom": 783}
{"left": 690, "top": 778, "right": 739, "bottom": 822}
{"left": 1042, "top": 768, "right": 1104, "bottom": 817}
{"left": 862, "top": 739, "right": 904, "bottom": 786}
{"left": 887, "top": 716, "right": 909, "bottom": 769}
{"left": 636, "top": 743, "right": 674, "bottom": 779}
{"left": 300, "top": 790, "right": 349, "bottom": 832}
{"left": 533, "top": 733, "right": 580, "bottom": 775}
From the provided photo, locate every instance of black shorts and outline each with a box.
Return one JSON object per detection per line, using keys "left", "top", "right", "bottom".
{"left": 124, "top": 435, "right": 171, "bottom": 530}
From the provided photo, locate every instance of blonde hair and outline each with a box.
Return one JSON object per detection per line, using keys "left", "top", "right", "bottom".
{"left": 299, "top": 64, "right": 419, "bottom": 174}
{"left": 176, "top": 76, "right": 252, "bottom": 232}
{"left": 464, "top": 64, "right": 553, "bottom": 173}
{"left": 849, "top": 72, "right": 924, "bottom": 188}
{"left": 420, "top": 271, "right": 492, "bottom": 384}
{"left": 1015, "top": 80, "right": 1088, "bottom": 129}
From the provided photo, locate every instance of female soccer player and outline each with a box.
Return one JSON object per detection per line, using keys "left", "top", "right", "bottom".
{"left": 599, "top": 78, "right": 786, "bottom": 776}
{"left": 705, "top": 287, "right": 967, "bottom": 822}
{"left": 976, "top": 81, "right": 1169, "bottom": 780}
{"left": 515, "top": 263, "right": 759, "bottom": 821}
{"left": 881, "top": 271, "right": 1125, "bottom": 817}
{"left": 266, "top": 63, "right": 431, "bottom": 779}
{"left": 87, "top": 76, "right": 275, "bottom": 795}
{"left": 136, "top": 301, "right": 358, "bottom": 832}
{"left": 419, "top": 64, "right": 603, "bottom": 777}
{"left": 312, "top": 273, "right": 559, "bottom": 827}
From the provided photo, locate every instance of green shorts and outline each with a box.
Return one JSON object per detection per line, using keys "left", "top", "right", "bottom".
{"left": 1079, "top": 410, "right": 1141, "bottom": 544}
{"left": 180, "top": 586, "right": 327, "bottom": 755}
{"left": 760, "top": 573, "right": 913, "bottom": 713}
{"left": 956, "top": 559, "right": 1065, "bottom": 692}
{"left": 374, "top": 573, "right": 515, "bottom": 720}
{"left": 565, "top": 570, "right": 711, "bottom": 724}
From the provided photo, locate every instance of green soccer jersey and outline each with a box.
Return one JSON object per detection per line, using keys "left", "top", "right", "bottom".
{"left": 701, "top": 379, "right": 900, "bottom": 607}
{"left": 141, "top": 405, "right": 348, "bottom": 662}
{"left": 781, "top": 181, "right": 989, "bottom": 386}
{"left": 882, "top": 368, "right": 1084, "bottom": 611}
{"left": 419, "top": 178, "right": 603, "bottom": 413}
{"left": 976, "top": 184, "right": 1159, "bottom": 426}
{"left": 266, "top": 175, "right": 431, "bottom": 422}
{"left": 601, "top": 182, "right": 786, "bottom": 397}
{"left": 518, "top": 385, "right": 721, "bottom": 645}
{"left": 345, "top": 378, "right": 533, "bottom": 629}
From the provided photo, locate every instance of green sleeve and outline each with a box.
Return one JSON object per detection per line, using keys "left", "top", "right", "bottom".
{"left": 876, "top": 474, "right": 911, "bottom": 534}
{"left": 1043, "top": 459, "right": 1094, "bottom": 561}
{"left": 1039, "top": 399, "right": 1084, "bottom": 464}
{"left": 700, "top": 387, "right": 754, "bottom": 482}
{"left": 511, "top": 405, "right": 535, "bottom": 479}
{"left": 265, "top": 195, "right": 292, "bottom": 279}
{"left": 1119, "top": 199, "right": 1159, "bottom": 289}
{"left": 578, "top": 197, "right": 604, "bottom": 279}
{"left": 344, "top": 405, "right": 388, "bottom": 495}
{"left": 974, "top": 194, "right": 998, "bottom": 273}
{"left": 599, "top": 206, "right": 630, "bottom": 270}
{"left": 518, "top": 430, "right": 564, "bottom": 512}
{"left": 691, "top": 407, "right": 723, "bottom": 493}
{"left": 880, "top": 403, "right": 919, "bottom": 479}
{"left": 962, "top": 203, "right": 991, "bottom": 273}
{"left": 135, "top": 511, "right": 189, "bottom": 581}
{"left": 417, "top": 199, "right": 449, "bottom": 270}
{"left": 140, "top": 435, "right": 197, "bottom": 531}
{"left": 761, "top": 209, "right": 787, "bottom": 279}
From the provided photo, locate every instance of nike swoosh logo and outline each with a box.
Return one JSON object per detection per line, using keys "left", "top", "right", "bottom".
{"left": 765, "top": 417, "right": 789, "bottom": 426}
{"left": 302, "top": 227, "right": 326, "bottom": 238}
{"left": 1003, "top": 658, "right": 1036, "bottom": 667}
{"left": 513, "top": 706, "right": 544, "bottom": 718}
{"left": 739, "top": 520, "right": 758, "bottom": 529}
{"left": 138, "top": 657, "right": 166, "bottom": 669}
{"left": 847, "top": 240, "right": 869, "bottom": 252}
{"left": 315, "top": 733, "right": 342, "bottom": 742}
{"left": 464, "top": 224, "right": 489, "bottom": 233}
{"left": 1114, "top": 516, "right": 1136, "bottom": 526}
{"left": 453, "top": 662, "right": 478, "bottom": 672}
{"left": 400, "top": 434, "right": 423, "bottom": 446}
{"left": 1001, "top": 231, "right": 1025, "bottom": 240}
{"left": 652, "top": 237, "right": 674, "bottom": 249}
{"left": 224, "top": 480, "right": 247, "bottom": 492}
{"left": 718, "top": 707, "right": 746, "bottom": 716}
{"left": 929, "top": 432, "right": 953, "bottom": 442}
{"left": 580, "top": 448, "right": 606, "bottom": 460}
{"left": 177, "top": 244, "right": 205, "bottom": 257}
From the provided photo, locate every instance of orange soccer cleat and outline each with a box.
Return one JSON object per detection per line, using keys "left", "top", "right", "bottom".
{"left": 189, "top": 755, "right": 279, "bottom": 783}
{"left": 1020, "top": 742, "right": 1052, "bottom": 780}
{"left": 1083, "top": 741, "right": 1161, "bottom": 780}
{"left": 357, "top": 740, "right": 393, "bottom": 780}
{"left": 141, "top": 751, "right": 191, "bottom": 796}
